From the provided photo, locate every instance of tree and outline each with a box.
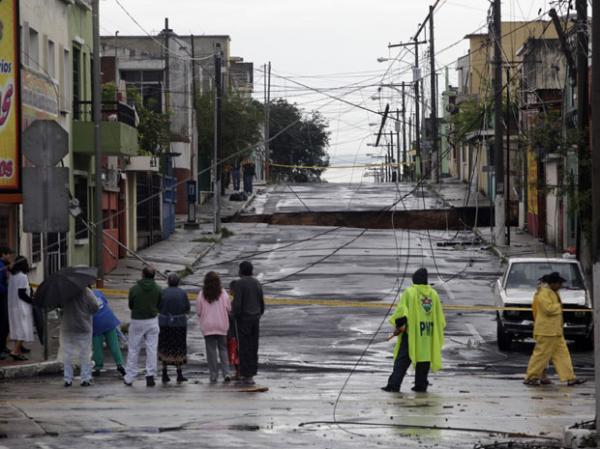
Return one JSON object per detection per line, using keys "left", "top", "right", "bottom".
{"left": 268, "top": 99, "right": 330, "bottom": 182}
{"left": 196, "top": 92, "right": 263, "bottom": 164}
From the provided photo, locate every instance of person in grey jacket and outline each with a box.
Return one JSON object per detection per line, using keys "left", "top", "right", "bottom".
{"left": 158, "top": 273, "right": 190, "bottom": 384}
{"left": 233, "top": 261, "right": 264, "bottom": 386}
{"left": 61, "top": 287, "right": 99, "bottom": 387}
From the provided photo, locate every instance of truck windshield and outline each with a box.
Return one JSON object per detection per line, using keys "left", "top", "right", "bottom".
{"left": 506, "top": 262, "right": 584, "bottom": 290}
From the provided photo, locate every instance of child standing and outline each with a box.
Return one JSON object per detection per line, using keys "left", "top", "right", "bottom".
{"left": 196, "top": 272, "right": 231, "bottom": 383}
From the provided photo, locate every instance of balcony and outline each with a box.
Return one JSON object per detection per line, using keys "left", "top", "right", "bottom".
{"left": 72, "top": 101, "right": 139, "bottom": 157}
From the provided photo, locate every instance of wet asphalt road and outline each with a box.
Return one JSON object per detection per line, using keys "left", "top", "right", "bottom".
{"left": 0, "top": 182, "right": 595, "bottom": 448}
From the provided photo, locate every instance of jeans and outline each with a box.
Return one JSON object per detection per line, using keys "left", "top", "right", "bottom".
{"left": 232, "top": 170, "right": 241, "bottom": 191}
{"left": 243, "top": 175, "right": 253, "bottom": 194}
{"left": 204, "top": 335, "right": 230, "bottom": 380}
{"left": 92, "top": 328, "right": 124, "bottom": 369}
{"left": 124, "top": 318, "right": 159, "bottom": 383}
{"left": 63, "top": 332, "right": 93, "bottom": 383}
{"left": 237, "top": 316, "right": 260, "bottom": 378}
{"left": 386, "top": 335, "right": 430, "bottom": 391}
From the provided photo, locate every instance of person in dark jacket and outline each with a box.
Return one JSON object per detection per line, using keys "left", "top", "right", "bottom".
{"left": 124, "top": 267, "right": 162, "bottom": 387}
{"left": 232, "top": 162, "right": 241, "bottom": 192}
{"left": 158, "top": 273, "right": 190, "bottom": 384}
{"left": 233, "top": 261, "right": 264, "bottom": 386}
{"left": 0, "top": 246, "right": 14, "bottom": 358}
{"left": 242, "top": 160, "right": 256, "bottom": 194}
{"left": 91, "top": 290, "right": 125, "bottom": 377}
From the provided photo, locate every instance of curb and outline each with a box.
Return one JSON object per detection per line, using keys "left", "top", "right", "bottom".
{"left": 563, "top": 427, "right": 596, "bottom": 448}
{"left": 0, "top": 360, "right": 62, "bottom": 380}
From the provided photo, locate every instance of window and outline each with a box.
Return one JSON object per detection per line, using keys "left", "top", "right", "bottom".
{"left": 31, "top": 234, "right": 41, "bottom": 264}
{"left": 121, "top": 70, "right": 164, "bottom": 112}
{"left": 74, "top": 175, "right": 89, "bottom": 240}
{"left": 28, "top": 27, "right": 39, "bottom": 69}
{"left": 506, "top": 262, "right": 585, "bottom": 290}
{"left": 72, "top": 45, "right": 81, "bottom": 119}
{"left": 47, "top": 39, "right": 56, "bottom": 78}
{"left": 62, "top": 49, "right": 70, "bottom": 110}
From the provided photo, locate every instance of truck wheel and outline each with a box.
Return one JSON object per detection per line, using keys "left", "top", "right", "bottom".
{"left": 497, "top": 317, "right": 512, "bottom": 351}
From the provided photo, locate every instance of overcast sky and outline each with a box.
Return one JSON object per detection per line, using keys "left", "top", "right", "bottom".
{"left": 100, "top": 0, "right": 555, "bottom": 183}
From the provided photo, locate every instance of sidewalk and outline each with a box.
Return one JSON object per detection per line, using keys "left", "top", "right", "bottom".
{"left": 0, "top": 186, "right": 263, "bottom": 379}
{"left": 429, "top": 177, "right": 560, "bottom": 261}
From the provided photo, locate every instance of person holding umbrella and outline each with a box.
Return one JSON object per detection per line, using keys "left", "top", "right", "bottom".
{"left": 7, "top": 257, "right": 34, "bottom": 361}
{"left": 61, "top": 286, "right": 99, "bottom": 387}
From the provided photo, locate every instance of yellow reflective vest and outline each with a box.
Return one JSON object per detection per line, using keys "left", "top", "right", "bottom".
{"left": 389, "top": 284, "right": 446, "bottom": 372}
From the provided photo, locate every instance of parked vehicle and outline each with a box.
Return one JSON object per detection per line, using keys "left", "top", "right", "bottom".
{"left": 494, "top": 257, "right": 593, "bottom": 350}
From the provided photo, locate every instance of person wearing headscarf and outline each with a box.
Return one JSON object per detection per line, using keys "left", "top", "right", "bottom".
{"left": 7, "top": 256, "right": 33, "bottom": 361}
{"left": 158, "top": 273, "right": 190, "bottom": 384}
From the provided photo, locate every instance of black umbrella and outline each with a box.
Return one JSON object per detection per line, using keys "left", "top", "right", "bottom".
{"left": 34, "top": 266, "right": 98, "bottom": 309}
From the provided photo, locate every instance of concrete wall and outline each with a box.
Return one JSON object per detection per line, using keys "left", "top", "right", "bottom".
{"left": 19, "top": 0, "right": 71, "bottom": 284}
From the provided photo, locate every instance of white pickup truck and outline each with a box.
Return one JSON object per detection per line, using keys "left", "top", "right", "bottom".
{"left": 494, "top": 257, "right": 593, "bottom": 350}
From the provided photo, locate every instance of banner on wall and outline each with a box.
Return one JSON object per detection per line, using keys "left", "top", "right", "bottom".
{"left": 0, "top": 0, "right": 21, "bottom": 196}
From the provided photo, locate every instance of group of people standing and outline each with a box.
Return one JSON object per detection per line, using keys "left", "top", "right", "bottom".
{"left": 122, "top": 260, "right": 264, "bottom": 388}
{"left": 222, "top": 159, "right": 256, "bottom": 195}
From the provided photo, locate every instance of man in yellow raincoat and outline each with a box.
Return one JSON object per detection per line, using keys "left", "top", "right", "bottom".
{"left": 524, "top": 272, "right": 585, "bottom": 386}
{"left": 382, "top": 268, "right": 446, "bottom": 393}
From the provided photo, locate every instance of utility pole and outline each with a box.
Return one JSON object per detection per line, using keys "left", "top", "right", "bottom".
{"left": 264, "top": 62, "right": 271, "bottom": 182}
{"left": 395, "top": 110, "right": 400, "bottom": 184}
{"left": 492, "top": 0, "right": 505, "bottom": 246}
{"left": 590, "top": 0, "right": 600, "bottom": 440}
{"left": 92, "top": 0, "right": 103, "bottom": 284}
{"left": 505, "top": 66, "right": 511, "bottom": 246}
{"left": 213, "top": 44, "right": 223, "bottom": 234}
{"left": 401, "top": 82, "right": 407, "bottom": 181}
{"left": 429, "top": 5, "right": 439, "bottom": 183}
{"left": 414, "top": 42, "right": 422, "bottom": 179}
{"left": 164, "top": 18, "right": 170, "bottom": 114}
{"left": 576, "top": 0, "right": 590, "bottom": 262}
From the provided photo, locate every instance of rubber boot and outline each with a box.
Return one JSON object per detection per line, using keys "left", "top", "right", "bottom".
{"left": 176, "top": 367, "right": 188, "bottom": 383}
{"left": 162, "top": 366, "right": 170, "bottom": 384}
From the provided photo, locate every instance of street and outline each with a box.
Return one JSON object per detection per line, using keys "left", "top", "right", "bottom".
{"left": 0, "top": 183, "right": 594, "bottom": 448}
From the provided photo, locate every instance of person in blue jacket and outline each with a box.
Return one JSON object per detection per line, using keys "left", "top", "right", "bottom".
{"left": 92, "top": 290, "right": 125, "bottom": 377}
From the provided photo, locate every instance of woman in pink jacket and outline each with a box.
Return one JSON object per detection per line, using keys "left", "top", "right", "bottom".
{"left": 197, "top": 272, "right": 231, "bottom": 383}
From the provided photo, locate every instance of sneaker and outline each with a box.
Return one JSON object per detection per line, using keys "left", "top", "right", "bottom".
{"left": 523, "top": 379, "right": 540, "bottom": 386}
{"left": 92, "top": 369, "right": 102, "bottom": 377}
{"left": 64, "top": 381, "right": 72, "bottom": 388}
{"left": 567, "top": 378, "right": 587, "bottom": 386}
{"left": 146, "top": 376, "right": 155, "bottom": 388}
{"left": 381, "top": 385, "right": 399, "bottom": 393}
{"left": 411, "top": 386, "right": 427, "bottom": 393}
{"left": 81, "top": 381, "right": 92, "bottom": 387}
{"left": 223, "top": 376, "right": 231, "bottom": 383}
{"left": 20, "top": 346, "right": 31, "bottom": 354}
{"left": 117, "top": 365, "right": 126, "bottom": 377}
{"left": 123, "top": 379, "right": 133, "bottom": 387}
{"left": 162, "top": 373, "right": 171, "bottom": 384}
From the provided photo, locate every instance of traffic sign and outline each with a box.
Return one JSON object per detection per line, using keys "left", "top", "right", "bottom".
{"left": 22, "top": 120, "right": 68, "bottom": 167}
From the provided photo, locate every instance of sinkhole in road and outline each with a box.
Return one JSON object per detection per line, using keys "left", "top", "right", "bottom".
{"left": 230, "top": 207, "right": 492, "bottom": 230}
